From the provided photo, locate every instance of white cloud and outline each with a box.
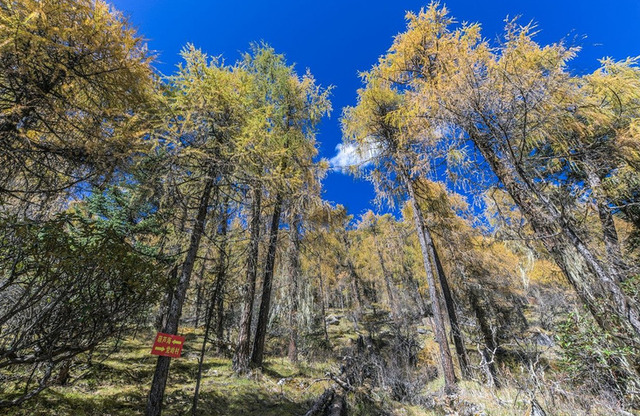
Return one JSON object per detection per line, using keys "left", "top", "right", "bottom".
{"left": 329, "top": 140, "right": 381, "bottom": 173}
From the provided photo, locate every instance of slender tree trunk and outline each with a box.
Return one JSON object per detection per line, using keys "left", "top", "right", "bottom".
{"left": 403, "top": 171, "right": 458, "bottom": 394}
{"left": 430, "top": 239, "right": 470, "bottom": 378}
{"left": 192, "top": 272, "right": 216, "bottom": 416}
{"left": 155, "top": 266, "right": 177, "bottom": 332}
{"left": 251, "top": 193, "right": 284, "bottom": 367}
{"left": 348, "top": 260, "right": 363, "bottom": 311}
{"left": 233, "top": 185, "right": 262, "bottom": 373}
{"left": 373, "top": 237, "right": 399, "bottom": 318}
{"left": 287, "top": 216, "right": 302, "bottom": 363}
{"left": 146, "top": 171, "right": 216, "bottom": 416}
{"left": 212, "top": 196, "right": 230, "bottom": 353}
{"left": 192, "top": 198, "right": 230, "bottom": 414}
{"left": 342, "top": 233, "right": 364, "bottom": 316}
{"left": 215, "top": 287, "right": 225, "bottom": 354}
{"left": 471, "top": 132, "right": 640, "bottom": 349}
{"left": 469, "top": 286, "right": 500, "bottom": 388}
{"left": 348, "top": 261, "right": 363, "bottom": 333}
{"left": 194, "top": 260, "right": 207, "bottom": 329}
{"left": 318, "top": 268, "right": 330, "bottom": 345}
{"left": 402, "top": 263, "right": 428, "bottom": 317}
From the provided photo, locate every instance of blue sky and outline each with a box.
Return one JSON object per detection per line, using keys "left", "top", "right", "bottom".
{"left": 110, "top": 0, "right": 640, "bottom": 218}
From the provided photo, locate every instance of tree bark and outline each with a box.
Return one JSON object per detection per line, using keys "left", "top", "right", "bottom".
{"left": 192, "top": 266, "right": 215, "bottom": 416}
{"left": 212, "top": 196, "right": 230, "bottom": 354}
{"left": 155, "top": 266, "right": 177, "bottom": 332}
{"left": 342, "top": 234, "right": 363, "bottom": 311}
{"left": 348, "top": 260, "right": 363, "bottom": 311}
{"left": 403, "top": 170, "right": 458, "bottom": 394}
{"left": 305, "top": 389, "right": 335, "bottom": 416}
{"left": 318, "top": 268, "right": 331, "bottom": 345}
{"left": 469, "top": 286, "right": 500, "bottom": 387}
{"left": 402, "top": 263, "right": 429, "bottom": 317}
{"left": 146, "top": 170, "right": 215, "bottom": 416}
{"left": 194, "top": 260, "right": 207, "bottom": 329}
{"left": 430, "top": 239, "right": 470, "bottom": 378}
{"left": 373, "top": 236, "right": 399, "bottom": 318}
{"left": 251, "top": 192, "right": 284, "bottom": 367}
{"left": 233, "top": 185, "right": 262, "bottom": 373}
{"left": 192, "top": 197, "right": 230, "bottom": 415}
{"left": 287, "top": 216, "right": 302, "bottom": 363}
{"left": 215, "top": 286, "right": 225, "bottom": 354}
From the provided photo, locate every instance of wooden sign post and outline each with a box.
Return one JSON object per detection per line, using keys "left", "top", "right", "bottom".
{"left": 151, "top": 332, "right": 185, "bottom": 358}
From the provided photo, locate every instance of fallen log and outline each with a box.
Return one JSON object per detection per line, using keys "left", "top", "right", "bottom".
{"left": 305, "top": 389, "right": 335, "bottom": 416}
{"left": 327, "top": 394, "right": 345, "bottom": 416}
{"left": 305, "top": 387, "right": 347, "bottom": 416}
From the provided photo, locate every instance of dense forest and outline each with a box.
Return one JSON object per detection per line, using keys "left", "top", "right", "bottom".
{"left": 2, "top": 1, "right": 640, "bottom": 415}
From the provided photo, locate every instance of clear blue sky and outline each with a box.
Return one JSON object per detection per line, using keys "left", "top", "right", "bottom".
{"left": 110, "top": 0, "right": 640, "bottom": 218}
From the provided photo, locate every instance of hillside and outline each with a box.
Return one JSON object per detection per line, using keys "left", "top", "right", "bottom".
{"left": 2, "top": 1, "right": 640, "bottom": 415}
{"left": 5, "top": 305, "right": 630, "bottom": 416}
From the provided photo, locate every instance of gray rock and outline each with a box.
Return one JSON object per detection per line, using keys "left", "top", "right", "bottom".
{"left": 532, "top": 331, "right": 554, "bottom": 347}
{"left": 326, "top": 316, "right": 341, "bottom": 326}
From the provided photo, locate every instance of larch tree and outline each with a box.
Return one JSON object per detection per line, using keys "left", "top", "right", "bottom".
{"left": 302, "top": 202, "right": 352, "bottom": 344}
{"left": 283, "top": 170, "right": 328, "bottom": 362}
{"left": 357, "top": 212, "right": 401, "bottom": 319}
{"left": 241, "top": 45, "right": 331, "bottom": 369}
{"left": 410, "top": 180, "right": 471, "bottom": 378}
{"left": 342, "top": 64, "right": 459, "bottom": 394}
{"left": 145, "top": 47, "right": 249, "bottom": 416}
{"left": 0, "top": 0, "right": 154, "bottom": 213}
{"left": 386, "top": 3, "right": 640, "bottom": 382}
{"left": 0, "top": 0, "right": 162, "bottom": 407}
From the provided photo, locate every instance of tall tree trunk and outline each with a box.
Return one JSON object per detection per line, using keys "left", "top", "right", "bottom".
{"left": 213, "top": 196, "right": 230, "bottom": 352}
{"left": 192, "top": 270, "right": 215, "bottom": 416}
{"left": 403, "top": 170, "right": 458, "bottom": 394}
{"left": 146, "top": 171, "right": 215, "bottom": 416}
{"left": 194, "top": 260, "right": 207, "bottom": 329}
{"left": 287, "top": 216, "right": 302, "bottom": 363}
{"left": 155, "top": 266, "right": 177, "bottom": 332}
{"left": 215, "top": 286, "right": 225, "bottom": 354}
{"left": 341, "top": 233, "right": 363, "bottom": 313}
{"left": 233, "top": 185, "right": 262, "bottom": 373}
{"left": 402, "top": 263, "right": 428, "bottom": 317}
{"left": 251, "top": 193, "right": 284, "bottom": 367}
{"left": 430, "top": 239, "right": 470, "bottom": 378}
{"left": 318, "top": 268, "right": 331, "bottom": 345}
{"left": 471, "top": 132, "right": 640, "bottom": 349}
{"left": 469, "top": 286, "right": 500, "bottom": 388}
{"left": 348, "top": 260, "right": 363, "bottom": 311}
{"left": 192, "top": 198, "right": 229, "bottom": 415}
{"left": 373, "top": 237, "right": 399, "bottom": 318}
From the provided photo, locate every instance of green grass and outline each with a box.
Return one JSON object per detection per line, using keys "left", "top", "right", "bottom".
{"left": 3, "top": 309, "right": 631, "bottom": 415}
{"left": 4, "top": 332, "right": 330, "bottom": 416}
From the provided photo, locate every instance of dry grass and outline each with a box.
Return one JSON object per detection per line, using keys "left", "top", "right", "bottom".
{"left": 3, "top": 310, "right": 636, "bottom": 415}
{"left": 4, "top": 331, "right": 329, "bottom": 416}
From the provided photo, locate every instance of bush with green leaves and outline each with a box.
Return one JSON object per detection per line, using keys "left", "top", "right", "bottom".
{"left": 556, "top": 309, "right": 639, "bottom": 406}
{"left": 0, "top": 213, "right": 162, "bottom": 407}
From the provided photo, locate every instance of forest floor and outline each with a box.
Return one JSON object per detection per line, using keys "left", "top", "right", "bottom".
{"left": 3, "top": 308, "right": 624, "bottom": 415}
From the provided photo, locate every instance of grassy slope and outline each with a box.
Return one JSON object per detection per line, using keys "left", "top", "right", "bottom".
{"left": 4, "top": 308, "right": 626, "bottom": 415}
{"left": 5, "top": 333, "right": 330, "bottom": 416}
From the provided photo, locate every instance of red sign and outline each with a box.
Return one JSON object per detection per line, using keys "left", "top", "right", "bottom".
{"left": 151, "top": 332, "right": 185, "bottom": 358}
